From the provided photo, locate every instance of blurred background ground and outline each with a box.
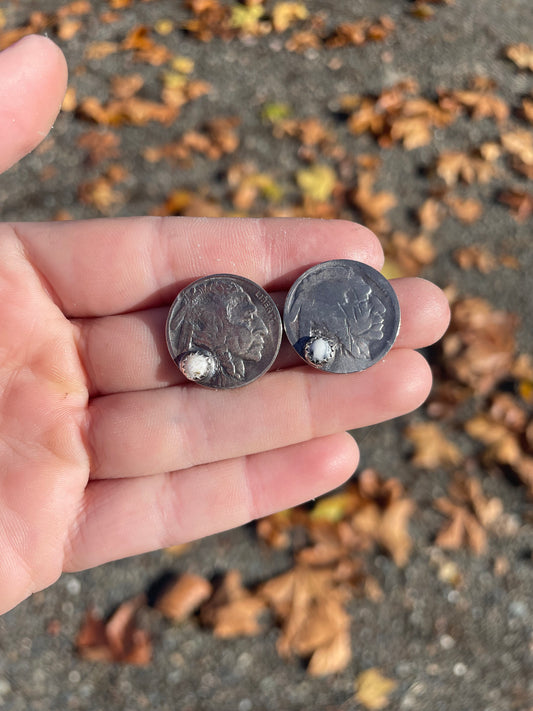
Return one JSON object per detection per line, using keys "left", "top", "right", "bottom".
{"left": 0, "top": 1, "right": 532, "bottom": 709}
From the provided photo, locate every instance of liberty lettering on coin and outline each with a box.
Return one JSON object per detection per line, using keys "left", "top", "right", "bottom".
{"left": 166, "top": 275, "right": 282, "bottom": 389}
{"left": 283, "top": 260, "right": 401, "bottom": 374}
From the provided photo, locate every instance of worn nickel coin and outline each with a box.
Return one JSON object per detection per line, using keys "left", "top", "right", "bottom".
{"left": 283, "top": 259, "right": 400, "bottom": 374}
{"left": 166, "top": 274, "right": 282, "bottom": 389}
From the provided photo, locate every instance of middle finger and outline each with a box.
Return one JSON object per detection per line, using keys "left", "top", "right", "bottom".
{"left": 74, "top": 277, "right": 449, "bottom": 397}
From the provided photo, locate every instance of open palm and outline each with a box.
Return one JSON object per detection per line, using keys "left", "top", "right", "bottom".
{"left": 0, "top": 36, "right": 450, "bottom": 615}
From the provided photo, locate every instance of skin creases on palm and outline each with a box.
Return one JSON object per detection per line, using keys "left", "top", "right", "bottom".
{"left": 0, "top": 225, "right": 89, "bottom": 610}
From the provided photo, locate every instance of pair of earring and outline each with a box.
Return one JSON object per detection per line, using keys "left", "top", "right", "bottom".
{"left": 165, "top": 259, "right": 401, "bottom": 390}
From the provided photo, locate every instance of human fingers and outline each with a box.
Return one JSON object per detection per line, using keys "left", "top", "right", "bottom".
{"left": 75, "top": 277, "right": 449, "bottom": 396}
{"left": 0, "top": 35, "right": 67, "bottom": 174}
{"left": 87, "top": 349, "right": 431, "bottom": 480}
{"left": 64, "top": 433, "right": 359, "bottom": 571}
{"left": 14, "top": 217, "right": 382, "bottom": 318}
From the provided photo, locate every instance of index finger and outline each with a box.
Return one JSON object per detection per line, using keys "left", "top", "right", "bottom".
{"left": 12, "top": 217, "right": 383, "bottom": 318}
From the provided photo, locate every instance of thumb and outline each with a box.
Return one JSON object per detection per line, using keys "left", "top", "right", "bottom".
{"left": 0, "top": 34, "right": 67, "bottom": 175}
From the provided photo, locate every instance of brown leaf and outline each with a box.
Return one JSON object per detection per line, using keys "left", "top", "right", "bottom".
{"left": 259, "top": 566, "right": 351, "bottom": 674}
{"left": 445, "top": 195, "right": 483, "bottom": 223}
{"left": 505, "top": 43, "right": 533, "bottom": 71}
{"left": 435, "top": 474, "right": 504, "bottom": 554}
{"left": 307, "top": 627, "right": 351, "bottom": 677}
{"left": 378, "top": 498, "right": 415, "bottom": 567}
{"left": 76, "top": 595, "right": 151, "bottom": 665}
{"left": 56, "top": 0, "right": 91, "bottom": 16}
{"left": 406, "top": 422, "right": 463, "bottom": 469}
{"left": 121, "top": 25, "right": 172, "bottom": 65}
{"left": 435, "top": 499, "right": 487, "bottom": 554}
{"left": 56, "top": 18, "right": 82, "bottom": 40}
{"left": 447, "top": 86, "right": 509, "bottom": 123}
{"left": 436, "top": 150, "right": 498, "bottom": 186}
{"left": 285, "top": 30, "right": 321, "bottom": 52}
{"left": 110, "top": 73, "right": 145, "bottom": 100}
{"left": 418, "top": 197, "right": 445, "bottom": 232}
{"left": 78, "top": 95, "right": 178, "bottom": 127}
{"left": 84, "top": 41, "right": 120, "bottom": 60}
{"left": 77, "top": 130, "right": 121, "bottom": 164}
{"left": 154, "top": 573, "right": 213, "bottom": 621}
{"left": 454, "top": 245, "right": 497, "bottom": 273}
{"left": 384, "top": 232, "right": 436, "bottom": 276}
{"left": 352, "top": 172, "right": 396, "bottom": 233}
{"left": 200, "top": 570, "right": 266, "bottom": 638}
{"left": 498, "top": 188, "right": 533, "bottom": 222}
{"left": 442, "top": 297, "right": 518, "bottom": 394}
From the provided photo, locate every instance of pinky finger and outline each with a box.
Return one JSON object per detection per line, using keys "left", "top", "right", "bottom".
{"left": 64, "top": 433, "right": 359, "bottom": 571}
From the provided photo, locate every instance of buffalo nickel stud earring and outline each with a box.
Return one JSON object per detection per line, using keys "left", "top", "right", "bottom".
{"left": 166, "top": 274, "right": 282, "bottom": 389}
{"left": 283, "top": 259, "right": 401, "bottom": 374}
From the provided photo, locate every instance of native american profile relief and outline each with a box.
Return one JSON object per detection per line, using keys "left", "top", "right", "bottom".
{"left": 167, "top": 276, "right": 282, "bottom": 389}
{"left": 284, "top": 260, "right": 400, "bottom": 374}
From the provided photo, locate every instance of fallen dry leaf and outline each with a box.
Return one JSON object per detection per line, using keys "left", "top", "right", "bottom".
{"left": 454, "top": 245, "right": 497, "bottom": 273}
{"left": 259, "top": 565, "right": 351, "bottom": 674}
{"left": 351, "top": 172, "right": 396, "bottom": 233}
{"left": 505, "top": 43, "right": 533, "bottom": 71}
{"left": 272, "top": 2, "right": 308, "bottom": 33}
{"left": 442, "top": 297, "right": 519, "bottom": 394}
{"left": 76, "top": 595, "right": 151, "bottom": 665}
{"left": 498, "top": 188, "right": 533, "bottom": 221}
{"left": 296, "top": 164, "right": 337, "bottom": 202}
{"left": 444, "top": 83, "right": 509, "bottom": 123}
{"left": 434, "top": 474, "right": 504, "bottom": 554}
{"left": 445, "top": 194, "right": 483, "bottom": 223}
{"left": 406, "top": 422, "right": 463, "bottom": 469}
{"left": 77, "top": 130, "right": 121, "bottom": 165}
{"left": 154, "top": 573, "right": 213, "bottom": 621}
{"left": 418, "top": 197, "right": 445, "bottom": 232}
{"left": 436, "top": 149, "right": 498, "bottom": 186}
{"left": 384, "top": 232, "right": 436, "bottom": 277}
{"left": 355, "top": 668, "right": 398, "bottom": 710}
{"left": 200, "top": 570, "right": 267, "bottom": 638}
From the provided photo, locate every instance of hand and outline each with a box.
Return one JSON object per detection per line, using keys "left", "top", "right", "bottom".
{"left": 0, "top": 36, "right": 450, "bottom": 615}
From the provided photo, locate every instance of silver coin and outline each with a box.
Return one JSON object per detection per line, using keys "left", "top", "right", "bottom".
{"left": 166, "top": 274, "right": 282, "bottom": 389}
{"left": 283, "top": 260, "right": 401, "bottom": 374}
